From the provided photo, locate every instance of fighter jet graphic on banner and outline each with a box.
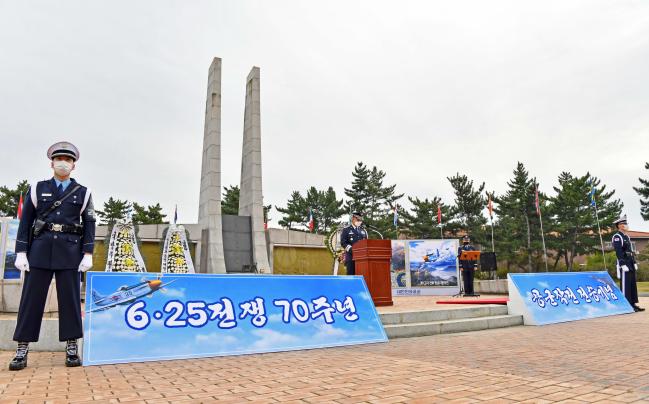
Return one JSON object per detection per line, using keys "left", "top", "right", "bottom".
{"left": 88, "top": 276, "right": 177, "bottom": 312}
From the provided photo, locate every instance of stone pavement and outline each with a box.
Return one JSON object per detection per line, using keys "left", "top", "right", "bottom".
{"left": 1, "top": 298, "right": 648, "bottom": 403}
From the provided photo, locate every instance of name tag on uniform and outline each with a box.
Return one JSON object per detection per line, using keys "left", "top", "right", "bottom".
{"left": 41, "top": 193, "right": 52, "bottom": 197}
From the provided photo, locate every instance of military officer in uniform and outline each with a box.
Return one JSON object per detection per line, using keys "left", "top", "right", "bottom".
{"left": 340, "top": 212, "right": 368, "bottom": 276}
{"left": 9, "top": 142, "right": 96, "bottom": 371}
{"left": 458, "top": 235, "right": 478, "bottom": 296}
{"left": 612, "top": 215, "right": 644, "bottom": 312}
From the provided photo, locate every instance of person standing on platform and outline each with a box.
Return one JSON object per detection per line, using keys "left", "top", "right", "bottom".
{"left": 9, "top": 142, "right": 96, "bottom": 371}
{"left": 340, "top": 212, "right": 367, "bottom": 276}
{"left": 458, "top": 235, "right": 478, "bottom": 296}
{"left": 612, "top": 215, "right": 644, "bottom": 312}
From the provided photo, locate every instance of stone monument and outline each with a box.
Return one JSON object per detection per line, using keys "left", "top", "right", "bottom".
{"left": 197, "top": 57, "right": 227, "bottom": 273}
{"left": 239, "top": 67, "right": 271, "bottom": 273}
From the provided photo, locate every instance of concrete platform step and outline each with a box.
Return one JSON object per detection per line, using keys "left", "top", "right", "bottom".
{"left": 384, "top": 314, "right": 523, "bottom": 339}
{"left": 380, "top": 304, "right": 508, "bottom": 326}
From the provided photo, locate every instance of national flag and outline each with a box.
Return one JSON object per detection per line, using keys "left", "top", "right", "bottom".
{"left": 17, "top": 193, "right": 23, "bottom": 219}
{"left": 589, "top": 184, "right": 597, "bottom": 207}
{"left": 174, "top": 205, "right": 178, "bottom": 224}
{"left": 487, "top": 195, "right": 493, "bottom": 218}
{"left": 437, "top": 205, "right": 442, "bottom": 224}
{"left": 393, "top": 204, "right": 399, "bottom": 227}
{"left": 308, "top": 209, "right": 314, "bottom": 232}
{"left": 535, "top": 187, "right": 541, "bottom": 216}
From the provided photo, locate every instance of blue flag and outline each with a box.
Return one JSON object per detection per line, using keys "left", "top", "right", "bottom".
{"left": 393, "top": 204, "right": 398, "bottom": 227}
{"left": 589, "top": 185, "right": 596, "bottom": 207}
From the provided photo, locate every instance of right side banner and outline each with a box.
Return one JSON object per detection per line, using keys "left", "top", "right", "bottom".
{"left": 392, "top": 239, "right": 460, "bottom": 296}
{"left": 508, "top": 271, "right": 634, "bottom": 325}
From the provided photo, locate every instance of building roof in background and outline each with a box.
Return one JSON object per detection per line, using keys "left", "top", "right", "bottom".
{"left": 628, "top": 230, "right": 649, "bottom": 239}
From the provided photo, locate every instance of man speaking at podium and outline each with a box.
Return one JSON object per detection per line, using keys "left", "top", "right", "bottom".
{"left": 340, "top": 212, "right": 367, "bottom": 276}
{"left": 458, "top": 235, "right": 478, "bottom": 296}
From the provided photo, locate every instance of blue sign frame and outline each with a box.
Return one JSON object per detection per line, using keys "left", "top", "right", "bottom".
{"left": 508, "top": 271, "right": 634, "bottom": 325}
{"left": 83, "top": 273, "right": 387, "bottom": 365}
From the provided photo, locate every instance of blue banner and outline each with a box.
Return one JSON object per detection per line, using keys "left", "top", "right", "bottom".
{"left": 507, "top": 272, "right": 634, "bottom": 325}
{"left": 83, "top": 273, "right": 387, "bottom": 366}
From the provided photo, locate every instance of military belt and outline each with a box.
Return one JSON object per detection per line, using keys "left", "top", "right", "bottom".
{"left": 46, "top": 223, "right": 83, "bottom": 235}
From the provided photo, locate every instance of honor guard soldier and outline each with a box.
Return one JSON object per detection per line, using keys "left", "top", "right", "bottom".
{"left": 9, "top": 142, "right": 96, "bottom": 371}
{"left": 340, "top": 212, "right": 368, "bottom": 276}
{"left": 458, "top": 235, "right": 478, "bottom": 296}
{"left": 612, "top": 215, "right": 644, "bottom": 312}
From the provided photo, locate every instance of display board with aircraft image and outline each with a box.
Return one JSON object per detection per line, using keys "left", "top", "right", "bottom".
{"left": 391, "top": 239, "right": 460, "bottom": 296}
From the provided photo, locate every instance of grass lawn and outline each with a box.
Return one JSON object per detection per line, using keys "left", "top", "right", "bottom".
{"left": 638, "top": 282, "right": 649, "bottom": 293}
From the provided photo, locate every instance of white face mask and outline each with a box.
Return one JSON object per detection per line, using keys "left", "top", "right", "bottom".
{"left": 53, "top": 160, "right": 73, "bottom": 176}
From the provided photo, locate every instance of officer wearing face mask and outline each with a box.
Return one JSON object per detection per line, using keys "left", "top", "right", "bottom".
{"left": 340, "top": 212, "right": 367, "bottom": 276}
{"left": 9, "top": 142, "right": 96, "bottom": 371}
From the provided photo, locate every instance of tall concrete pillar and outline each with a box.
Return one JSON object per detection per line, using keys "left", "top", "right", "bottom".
{"left": 239, "top": 66, "right": 271, "bottom": 273}
{"left": 198, "top": 57, "right": 227, "bottom": 273}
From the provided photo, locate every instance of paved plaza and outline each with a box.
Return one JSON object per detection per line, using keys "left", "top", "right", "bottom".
{"left": 1, "top": 297, "right": 648, "bottom": 403}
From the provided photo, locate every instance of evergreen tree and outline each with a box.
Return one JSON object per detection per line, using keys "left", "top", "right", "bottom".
{"left": 317, "top": 187, "right": 346, "bottom": 233}
{"left": 277, "top": 187, "right": 345, "bottom": 233}
{"left": 634, "top": 162, "right": 649, "bottom": 221}
{"left": 0, "top": 180, "right": 30, "bottom": 217}
{"left": 401, "top": 196, "right": 450, "bottom": 239}
{"left": 447, "top": 173, "right": 487, "bottom": 245}
{"left": 276, "top": 191, "right": 307, "bottom": 230}
{"left": 221, "top": 185, "right": 240, "bottom": 215}
{"left": 132, "top": 202, "right": 167, "bottom": 224}
{"left": 547, "top": 172, "right": 622, "bottom": 271}
{"left": 96, "top": 197, "right": 132, "bottom": 225}
{"left": 344, "top": 162, "right": 403, "bottom": 238}
{"left": 344, "top": 162, "right": 371, "bottom": 214}
{"left": 493, "top": 163, "right": 540, "bottom": 272}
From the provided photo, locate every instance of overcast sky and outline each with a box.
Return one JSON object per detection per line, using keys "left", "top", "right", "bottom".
{"left": 1, "top": 1, "right": 648, "bottom": 230}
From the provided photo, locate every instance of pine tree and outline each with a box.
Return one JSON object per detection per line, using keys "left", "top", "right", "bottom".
{"left": 493, "top": 163, "right": 540, "bottom": 272}
{"left": 447, "top": 173, "right": 487, "bottom": 245}
{"left": 547, "top": 172, "right": 622, "bottom": 271}
{"left": 276, "top": 191, "right": 307, "bottom": 230}
{"left": 221, "top": 185, "right": 240, "bottom": 215}
{"left": 318, "top": 187, "right": 346, "bottom": 233}
{"left": 344, "top": 162, "right": 371, "bottom": 214}
{"left": 132, "top": 202, "right": 167, "bottom": 224}
{"left": 0, "top": 180, "right": 30, "bottom": 217}
{"left": 345, "top": 162, "right": 403, "bottom": 238}
{"left": 401, "top": 196, "right": 450, "bottom": 239}
{"left": 96, "top": 197, "right": 132, "bottom": 225}
{"left": 634, "top": 162, "right": 649, "bottom": 221}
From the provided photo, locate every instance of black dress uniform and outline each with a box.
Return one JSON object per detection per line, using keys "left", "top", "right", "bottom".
{"left": 340, "top": 224, "right": 367, "bottom": 276}
{"left": 612, "top": 229, "right": 640, "bottom": 309}
{"left": 13, "top": 178, "right": 96, "bottom": 342}
{"left": 458, "top": 239, "right": 477, "bottom": 295}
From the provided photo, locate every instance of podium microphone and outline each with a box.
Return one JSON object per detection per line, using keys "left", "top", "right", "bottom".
{"left": 365, "top": 225, "right": 384, "bottom": 239}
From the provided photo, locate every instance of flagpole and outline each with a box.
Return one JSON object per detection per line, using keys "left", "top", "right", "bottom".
{"left": 490, "top": 215, "right": 495, "bottom": 253}
{"left": 536, "top": 186, "right": 549, "bottom": 272}
{"left": 593, "top": 203, "right": 607, "bottom": 270}
{"left": 539, "top": 210, "right": 549, "bottom": 272}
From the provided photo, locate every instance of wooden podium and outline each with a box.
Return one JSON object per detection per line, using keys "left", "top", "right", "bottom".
{"left": 352, "top": 239, "right": 394, "bottom": 306}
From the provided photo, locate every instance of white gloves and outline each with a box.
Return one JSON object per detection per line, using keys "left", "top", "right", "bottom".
{"left": 78, "top": 254, "right": 93, "bottom": 272}
{"left": 345, "top": 245, "right": 352, "bottom": 252}
{"left": 15, "top": 252, "right": 29, "bottom": 272}
{"left": 635, "top": 263, "right": 639, "bottom": 270}
{"left": 621, "top": 265, "right": 630, "bottom": 273}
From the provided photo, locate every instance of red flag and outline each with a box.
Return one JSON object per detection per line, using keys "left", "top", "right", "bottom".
{"left": 308, "top": 209, "right": 314, "bottom": 232}
{"left": 487, "top": 195, "right": 493, "bottom": 218}
{"left": 535, "top": 187, "right": 541, "bottom": 216}
{"left": 17, "top": 193, "right": 23, "bottom": 219}
{"left": 437, "top": 206, "right": 442, "bottom": 224}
